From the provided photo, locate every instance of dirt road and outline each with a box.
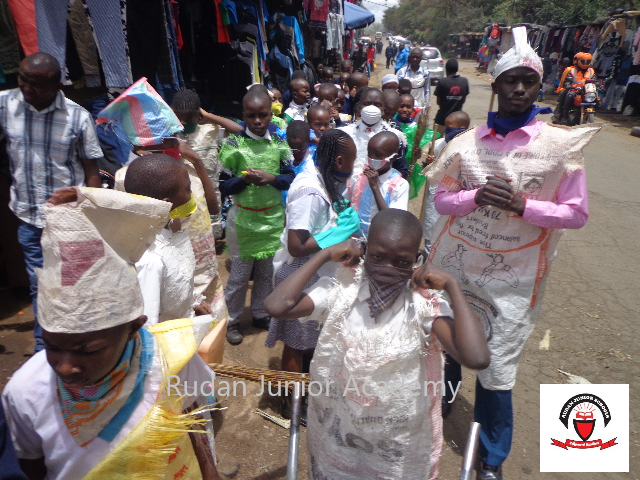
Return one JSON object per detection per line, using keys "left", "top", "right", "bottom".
{"left": 0, "top": 57, "right": 637, "bottom": 479}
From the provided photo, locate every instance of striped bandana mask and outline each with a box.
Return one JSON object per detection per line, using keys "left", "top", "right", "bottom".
{"left": 56, "top": 331, "right": 151, "bottom": 446}
{"left": 364, "top": 261, "right": 413, "bottom": 318}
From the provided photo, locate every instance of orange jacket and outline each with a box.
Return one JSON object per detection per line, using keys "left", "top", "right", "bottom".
{"left": 557, "top": 66, "right": 595, "bottom": 93}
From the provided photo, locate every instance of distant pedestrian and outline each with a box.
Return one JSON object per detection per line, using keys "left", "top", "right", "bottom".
{"left": 433, "top": 59, "right": 470, "bottom": 135}
{"left": 366, "top": 44, "right": 376, "bottom": 78}
{"left": 385, "top": 42, "right": 397, "bottom": 69}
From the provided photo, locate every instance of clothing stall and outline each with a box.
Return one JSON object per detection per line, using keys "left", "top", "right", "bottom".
{"left": 0, "top": 0, "right": 359, "bottom": 117}
{"left": 476, "top": 12, "right": 640, "bottom": 116}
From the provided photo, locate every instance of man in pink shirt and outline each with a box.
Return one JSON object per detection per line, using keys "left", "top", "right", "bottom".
{"left": 426, "top": 27, "right": 599, "bottom": 480}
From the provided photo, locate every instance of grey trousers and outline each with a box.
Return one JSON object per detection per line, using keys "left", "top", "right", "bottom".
{"left": 225, "top": 257, "right": 273, "bottom": 325}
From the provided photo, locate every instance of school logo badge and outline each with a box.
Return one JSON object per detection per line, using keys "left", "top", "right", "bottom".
{"left": 551, "top": 393, "right": 617, "bottom": 450}
{"left": 540, "top": 384, "right": 629, "bottom": 473}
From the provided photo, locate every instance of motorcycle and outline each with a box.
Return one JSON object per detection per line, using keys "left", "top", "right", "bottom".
{"left": 563, "top": 79, "right": 599, "bottom": 126}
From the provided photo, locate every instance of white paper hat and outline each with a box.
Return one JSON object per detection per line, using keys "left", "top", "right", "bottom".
{"left": 381, "top": 74, "right": 398, "bottom": 86}
{"left": 491, "top": 26, "right": 543, "bottom": 80}
{"left": 38, "top": 187, "right": 171, "bottom": 334}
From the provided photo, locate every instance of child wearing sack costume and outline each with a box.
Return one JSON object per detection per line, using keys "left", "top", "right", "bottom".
{"left": 264, "top": 209, "right": 490, "bottom": 479}
{"left": 2, "top": 187, "right": 220, "bottom": 479}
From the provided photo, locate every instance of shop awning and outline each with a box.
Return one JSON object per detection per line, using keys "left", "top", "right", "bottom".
{"left": 344, "top": 2, "right": 375, "bottom": 30}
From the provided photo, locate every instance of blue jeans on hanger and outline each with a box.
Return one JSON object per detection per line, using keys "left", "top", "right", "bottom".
{"left": 17, "top": 220, "right": 44, "bottom": 352}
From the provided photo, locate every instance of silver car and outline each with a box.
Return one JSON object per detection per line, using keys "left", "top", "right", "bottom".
{"left": 420, "top": 47, "right": 444, "bottom": 83}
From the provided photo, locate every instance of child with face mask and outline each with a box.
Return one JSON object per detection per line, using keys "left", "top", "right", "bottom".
{"left": 124, "top": 154, "right": 214, "bottom": 326}
{"left": 421, "top": 110, "right": 470, "bottom": 252}
{"left": 339, "top": 88, "right": 409, "bottom": 177}
{"left": 102, "top": 85, "right": 225, "bottom": 322}
{"left": 264, "top": 209, "right": 490, "bottom": 480}
{"left": 346, "top": 131, "right": 409, "bottom": 236}
{"left": 267, "top": 130, "right": 359, "bottom": 421}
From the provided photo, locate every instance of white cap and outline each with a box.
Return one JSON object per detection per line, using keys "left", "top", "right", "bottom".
{"left": 360, "top": 105, "right": 382, "bottom": 126}
{"left": 38, "top": 188, "right": 171, "bottom": 334}
{"left": 381, "top": 74, "right": 398, "bottom": 86}
{"left": 491, "top": 26, "right": 543, "bottom": 80}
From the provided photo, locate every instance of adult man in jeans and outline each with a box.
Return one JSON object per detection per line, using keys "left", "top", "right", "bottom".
{"left": 0, "top": 53, "right": 103, "bottom": 351}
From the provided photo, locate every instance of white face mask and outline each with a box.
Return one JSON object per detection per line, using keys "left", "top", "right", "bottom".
{"left": 360, "top": 105, "right": 382, "bottom": 126}
{"left": 367, "top": 153, "right": 395, "bottom": 170}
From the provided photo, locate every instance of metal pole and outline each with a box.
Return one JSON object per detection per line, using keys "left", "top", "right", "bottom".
{"left": 286, "top": 383, "right": 302, "bottom": 480}
{"left": 460, "top": 422, "right": 481, "bottom": 480}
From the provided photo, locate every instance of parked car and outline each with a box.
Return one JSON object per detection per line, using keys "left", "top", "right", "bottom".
{"left": 420, "top": 47, "right": 444, "bottom": 83}
{"left": 358, "top": 36, "right": 372, "bottom": 45}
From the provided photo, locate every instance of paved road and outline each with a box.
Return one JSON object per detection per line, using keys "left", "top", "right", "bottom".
{"left": 423, "top": 61, "right": 639, "bottom": 480}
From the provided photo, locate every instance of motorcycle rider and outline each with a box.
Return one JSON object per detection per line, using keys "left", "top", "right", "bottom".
{"left": 553, "top": 52, "right": 595, "bottom": 125}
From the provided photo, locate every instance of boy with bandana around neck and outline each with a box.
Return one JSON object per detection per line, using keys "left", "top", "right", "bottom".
{"left": 427, "top": 27, "right": 599, "bottom": 480}
{"left": 219, "top": 90, "right": 294, "bottom": 345}
{"left": 2, "top": 187, "right": 221, "bottom": 480}
{"left": 264, "top": 209, "right": 489, "bottom": 480}
{"left": 346, "top": 131, "right": 409, "bottom": 237}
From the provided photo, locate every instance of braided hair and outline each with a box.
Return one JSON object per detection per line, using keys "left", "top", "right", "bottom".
{"left": 315, "top": 129, "right": 354, "bottom": 209}
{"left": 171, "top": 89, "right": 201, "bottom": 114}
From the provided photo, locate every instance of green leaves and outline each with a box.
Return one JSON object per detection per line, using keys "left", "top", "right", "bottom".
{"left": 383, "top": 0, "right": 634, "bottom": 46}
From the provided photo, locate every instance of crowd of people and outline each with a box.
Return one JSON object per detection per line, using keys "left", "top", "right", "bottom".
{"left": 0, "top": 28, "right": 598, "bottom": 479}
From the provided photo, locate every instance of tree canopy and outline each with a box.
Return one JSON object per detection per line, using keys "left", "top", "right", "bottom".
{"left": 383, "top": 0, "right": 636, "bottom": 47}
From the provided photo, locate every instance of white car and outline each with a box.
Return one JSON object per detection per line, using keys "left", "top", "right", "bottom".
{"left": 358, "top": 36, "right": 372, "bottom": 45}
{"left": 420, "top": 47, "right": 444, "bottom": 83}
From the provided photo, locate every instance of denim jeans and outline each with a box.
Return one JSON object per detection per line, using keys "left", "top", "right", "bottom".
{"left": 17, "top": 219, "right": 44, "bottom": 352}
{"left": 474, "top": 378, "right": 513, "bottom": 467}
{"left": 366, "top": 61, "right": 373, "bottom": 78}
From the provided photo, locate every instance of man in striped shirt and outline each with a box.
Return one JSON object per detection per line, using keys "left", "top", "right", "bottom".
{"left": 0, "top": 52, "right": 103, "bottom": 352}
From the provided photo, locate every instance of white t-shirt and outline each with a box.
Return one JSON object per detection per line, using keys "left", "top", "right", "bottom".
{"left": 135, "top": 228, "right": 196, "bottom": 325}
{"left": 1, "top": 339, "right": 215, "bottom": 480}
{"left": 272, "top": 166, "right": 339, "bottom": 280}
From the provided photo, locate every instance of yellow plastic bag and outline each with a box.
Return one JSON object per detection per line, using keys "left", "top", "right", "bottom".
{"left": 85, "top": 319, "right": 215, "bottom": 479}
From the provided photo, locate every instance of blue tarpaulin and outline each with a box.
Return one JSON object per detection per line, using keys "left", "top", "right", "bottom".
{"left": 343, "top": 2, "right": 375, "bottom": 30}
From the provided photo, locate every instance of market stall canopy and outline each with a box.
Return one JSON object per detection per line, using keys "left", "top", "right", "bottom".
{"left": 344, "top": 2, "right": 375, "bottom": 30}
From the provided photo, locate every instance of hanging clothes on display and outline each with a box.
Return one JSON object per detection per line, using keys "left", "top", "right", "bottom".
{"left": 83, "top": 0, "right": 132, "bottom": 88}
{"left": 7, "top": 0, "right": 37, "bottom": 56}
{"left": 326, "top": 13, "right": 343, "bottom": 51}
{"left": 67, "top": 0, "right": 100, "bottom": 87}
{"left": 0, "top": 0, "right": 21, "bottom": 79}
{"left": 34, "top": 0, "right": 68, "bottom": 79}
{"left": 308, "top": 0, "right": 329, "bottom": 29}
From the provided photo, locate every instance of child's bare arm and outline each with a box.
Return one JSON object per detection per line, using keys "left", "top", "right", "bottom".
{"left": 179, "top": 141, "right": 220, "bottom": 215}
{"left": 199, "top": 108, "right": 243, "bottom": 134}
{"left": 412, "top": 264, "right": 490, "bottom": 369}
{"left": 287, "top": 229, "right": 320, "bottom": 257}
{"left": 363, "top": 167, "right": 388, "bottom": 212}
{"left": 264, "top": 240, "right": 361, "bottom": 319}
